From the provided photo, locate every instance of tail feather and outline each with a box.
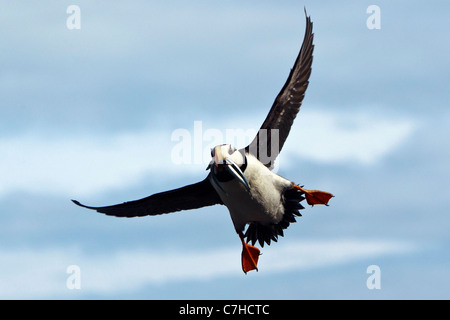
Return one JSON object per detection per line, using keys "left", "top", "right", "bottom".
{"left": 244, "top": 186, "right": 306, "bottom": 247}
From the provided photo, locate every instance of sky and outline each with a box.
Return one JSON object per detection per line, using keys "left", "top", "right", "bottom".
{"left": 0, "top": 0, "right": 449, "bottom": 299}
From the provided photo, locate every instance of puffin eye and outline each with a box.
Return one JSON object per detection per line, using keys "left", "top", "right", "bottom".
{"left": 228, "top": 146, "right": 236, "bottom": 155}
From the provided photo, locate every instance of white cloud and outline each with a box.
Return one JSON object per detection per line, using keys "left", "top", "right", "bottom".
{"left": 0, "top": 110, "right": 415, "bottom": 198}
{"left": 0, "top": 130, "right": 200, "bottom": 198}
{"left": 0, "top": 239, "right": 414, "bottom": 299}
{"left": 282, "top": 110, "right": 415, "bottom": 165}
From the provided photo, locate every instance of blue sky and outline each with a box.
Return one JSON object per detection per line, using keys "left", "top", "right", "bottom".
{"left": 0, "top": 1, "right": 449, "bottom": 299}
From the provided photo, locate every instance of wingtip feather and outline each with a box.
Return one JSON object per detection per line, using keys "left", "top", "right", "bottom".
{"left": 71, "top": 199, "right": 96, "bottom": 210}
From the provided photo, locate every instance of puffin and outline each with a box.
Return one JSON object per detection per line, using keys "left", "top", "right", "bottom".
{"left": 72, "top": 11, "right": 333, "bottom": 274}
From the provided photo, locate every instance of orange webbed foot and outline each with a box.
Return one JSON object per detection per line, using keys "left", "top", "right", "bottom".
{"left": 239, "top": 232, "right": 260, "bottom": 274}
{"left": 293, "top": 184, "right": 334, "bottom": 206}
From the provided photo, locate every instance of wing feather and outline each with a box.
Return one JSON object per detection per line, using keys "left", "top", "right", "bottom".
{"left": 244, "top": 11, "right": 314, "bottom": 169}
{"left": 72, "top": 176, "right": 222, "bottom": 218}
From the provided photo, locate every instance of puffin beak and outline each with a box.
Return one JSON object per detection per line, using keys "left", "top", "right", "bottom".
{"left": 207, "top": 146, "right": 223, "bottom": 170}
{"left": 224, "top": 158, "right": 250, "bottom": 192}
{"left": 213, "top": 146, "right": 224, "bottom": 167}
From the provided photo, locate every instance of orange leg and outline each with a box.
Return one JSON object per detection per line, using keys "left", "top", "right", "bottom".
{"left": 239, "top": 232, "right": 260, "bottom": 274}
{"left": 293, "top": 184, "right": 334, "bottom": 206}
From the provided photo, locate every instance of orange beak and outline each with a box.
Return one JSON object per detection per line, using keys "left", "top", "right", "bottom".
{"left": 213, "top": 145, "right": 224, "bottom": 167}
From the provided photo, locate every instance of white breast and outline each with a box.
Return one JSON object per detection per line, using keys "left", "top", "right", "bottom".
{"left": 210, "top": 154, "right": 292, "bottom": 232}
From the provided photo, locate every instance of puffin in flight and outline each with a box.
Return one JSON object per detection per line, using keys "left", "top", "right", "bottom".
{"left": 72, "top": 12, "right": 333, "bottom": 274}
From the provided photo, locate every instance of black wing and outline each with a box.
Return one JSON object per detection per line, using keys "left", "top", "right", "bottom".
{"left": 72, "top": 176, "right": 223, "bottom": 218}
{"left": 244, "top": 11, "right": 314, "bottom": 169}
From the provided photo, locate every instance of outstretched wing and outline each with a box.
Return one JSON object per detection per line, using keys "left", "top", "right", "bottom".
{"left": 72, "top": 176, "right": 223, "bottom": 218}
{"left": 244, "top": 11, "right": 314, "bottom": 169}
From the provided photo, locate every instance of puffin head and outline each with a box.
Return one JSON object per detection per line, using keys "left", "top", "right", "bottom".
{"left": 211, "top": 144, "right": 244, "bottom": 167}
{"left": 207, "top": 144, "right": 250, "bottom": 192}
